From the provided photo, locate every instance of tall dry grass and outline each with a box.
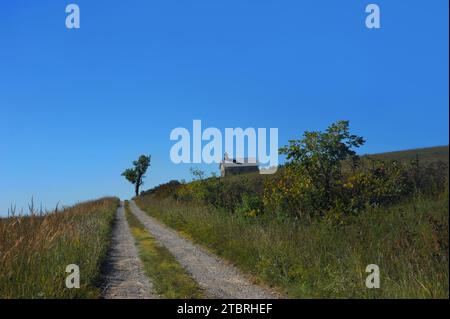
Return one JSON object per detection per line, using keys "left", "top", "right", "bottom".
{"left": 0, "top": 197, "right": 119, "bottom": 298}
{"left": 135, "top": 193, "right": 449, "bottom": 298}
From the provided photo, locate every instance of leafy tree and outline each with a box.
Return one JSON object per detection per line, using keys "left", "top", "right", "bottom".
{"left": 190, "top": 167, "right": 205, "bottom": 181}
{"left": 122, "top": 155, "right": 151, "bottom": 196}
{"left": 279, "top": 120, "right": 365, "bottom": 210}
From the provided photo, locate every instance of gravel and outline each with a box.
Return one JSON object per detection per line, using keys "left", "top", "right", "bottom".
{"left": 100, "top": 202, "right": 158, "bottom": 299}
{"left": 129, "top": 200, "right": 279, "bottom": 299}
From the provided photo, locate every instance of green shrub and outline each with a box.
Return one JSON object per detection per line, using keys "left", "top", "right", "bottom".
{"left": 236, "top": 193, "right": 264, "bottom": 217}
{"left": 135, "top": 193, "right": 449, "bottom": 298}
{"left": 141, "top": 180, "right": 182, "bottom": 199}
{"left": 263, "top": 164, "right": 321, "bottom": 220}
{"left": 342, "top": 159, "right": 414, "bottom": 212}
{"left": 264, "top": 156, "right": 447, "bottom": 219}
{"left": 141, "top": 121, "right": 447, "bottom": 222}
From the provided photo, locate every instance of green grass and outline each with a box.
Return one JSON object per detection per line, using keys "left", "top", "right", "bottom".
{"left": 0, "top": 197, "right": 119, "bottom": 298}
{"left": 135, "top": 193, "right": 449, "bottom": 299}
{"left": 137, "top": 144, "right": 449, "bottom": 298}
{"left": 124, "top": 201, "right": 204, "bottom": 299}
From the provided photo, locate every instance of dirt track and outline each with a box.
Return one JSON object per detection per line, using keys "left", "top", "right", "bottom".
{"left": 100, "top": 202, "right": 157, "bottom": 299}
{"left": 129, "top": 200, "right": 279, "bottom": 299}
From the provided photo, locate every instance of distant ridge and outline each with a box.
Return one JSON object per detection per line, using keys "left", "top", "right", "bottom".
{"left": 364, "top": 145, "right": 449, "bottom": 165}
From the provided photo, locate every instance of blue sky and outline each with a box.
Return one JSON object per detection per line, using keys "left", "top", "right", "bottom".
{"left": 0, "top": 0, "right": 448, "bottom": 214}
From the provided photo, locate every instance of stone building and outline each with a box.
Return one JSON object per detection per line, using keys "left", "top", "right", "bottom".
{"left": 219, "top": 153, "right": 259, "bottom": 177}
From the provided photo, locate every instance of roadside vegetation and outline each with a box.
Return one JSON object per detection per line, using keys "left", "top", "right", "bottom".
{"left": 124, "top": 201, "right": 203, "bottom": 298}
{"left": 136, "top": 121, "right": 449, "bottom": 298}
{"left": 136, "top": 194, "right": 448, "bottom": 298}
{"left": 0, "top": 197, "right": 119, "bottom": 298}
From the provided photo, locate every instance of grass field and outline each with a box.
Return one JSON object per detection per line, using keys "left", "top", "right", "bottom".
{"left": 135, "top": 145, "right": 449, "bottom": 299}
{"left": 1, "top": 146, "right": 447, "bottom": 299}
{"left": 0, "top": 197, "right": 119, "bottom": 298}
{"left": 124, "top": 201, "right": 203, "bottom": 298}
{"left": 135, "top": 192, "right": 448, "bottom": 298}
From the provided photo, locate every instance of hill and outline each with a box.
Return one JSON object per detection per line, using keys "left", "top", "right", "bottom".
{"left": 365, "top": 145, "right": 449, "bottom": 165}
{"left": 137, "top": 145, "right": 449, "bottom": 298}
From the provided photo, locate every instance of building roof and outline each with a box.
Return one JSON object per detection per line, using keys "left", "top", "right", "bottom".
{"left": 220, "top": 156, "right": 259, "bottom": 169}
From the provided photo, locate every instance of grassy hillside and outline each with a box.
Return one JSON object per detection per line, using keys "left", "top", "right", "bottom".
{"left": 366, "top": 145, "right": 449, "bottom": 165}
{"left": 0, "top": 197, "right": 119, "bottom": 298}
{"left": 137, "top": 145, "right": 449, "bottom": 298}
{"left": 136, "top": 192, "right": 448, "bottom": 298}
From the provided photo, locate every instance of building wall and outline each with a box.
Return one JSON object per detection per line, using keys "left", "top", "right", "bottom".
{"left": 221, "top": 165, "right": 259, "bottom": 177}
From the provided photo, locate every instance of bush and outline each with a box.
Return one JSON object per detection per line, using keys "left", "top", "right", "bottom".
{"left": 141, "top": 180, "right": 182, "bottom": 199}
{"left": 174, "top": 173, "right": 270, "bottom": 213}
{"left": 263, "top": 164, "right": 322, "bottom": 220}
{"left": 145, "top": 158, "right": 447, "bottom": 221}
{"left": 263, "top": 158, "right": 447, "bottom": 219}
{"left": 342, "top": 159, "right": 414, "bottom": 212}
{"left": 236, "top": 193, "right": 264, "bottom": 217}
{"left": 135, "top": 193, "right": 449, "bottom": 298}
{"left": 141, "top": 119, "right": 447, "bottom": 222}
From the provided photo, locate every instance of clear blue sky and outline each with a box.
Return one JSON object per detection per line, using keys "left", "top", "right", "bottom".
{"left": 0, "top": 0, "right": 448, "bottom": 214}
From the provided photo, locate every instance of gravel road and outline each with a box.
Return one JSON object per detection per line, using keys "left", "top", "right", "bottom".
{"left": 129, "top": 200, "right": 279, "bottom": 299}
{"left": 101, "top": 202, "right": 157, "bottom": 299}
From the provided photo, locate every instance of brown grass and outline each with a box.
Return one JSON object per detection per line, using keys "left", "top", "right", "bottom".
{"left": 0, "top": 197, "right": 119, "bottom": 298}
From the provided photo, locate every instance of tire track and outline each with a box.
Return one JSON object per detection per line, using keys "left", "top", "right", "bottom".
{"left": 101, "top": 202, "right": 157, "bottom": 299}
{"left": 129, "top": 200, "right": 279, "bottom": 299}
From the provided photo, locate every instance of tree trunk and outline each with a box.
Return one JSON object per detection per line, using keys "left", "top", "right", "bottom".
{"left": 135, "top": 174, "right": 143, "bottom": 197}
{"left": 135, "top": 183, "right": 139, "bottom": 197}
